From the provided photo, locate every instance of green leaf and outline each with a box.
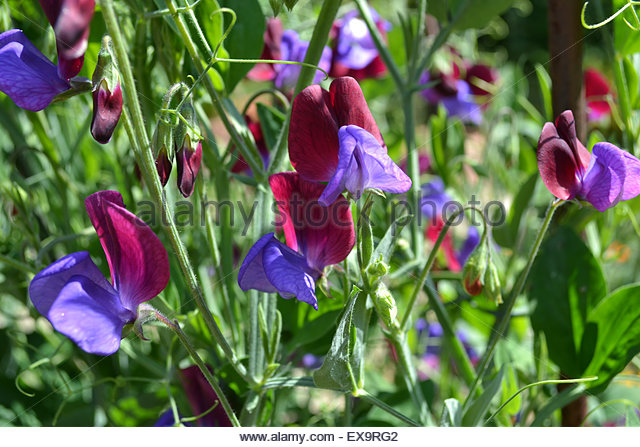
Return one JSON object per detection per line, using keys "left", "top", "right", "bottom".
{"left": 623, "top": 55, "right": 639, "bottom": 108}
{"left": 429, "top": 0, "right": 515, "bottom": 30}
{"left": 462, "top": 366, "right": 505, "bottom": 426}
{"left": 582, "top": 284, "right": 640, "bottom": 392}
{"left": 529, "top": 227, "right": 607, "bottom": 378}
{"left": 284, "top": 0, "right": 299, "bottom": 11}
{"left": 219, "top": 0, "right": 266, "bottom": 93}
{"left": 500, "top": 364, "right": 521, "bottom": 417}
{"left": 269, "top": 0, "right": 284, "bottom": 16}
{"left": 288, "top": 309, "right": 342, "bottom": 348}
{"left": 313, "top": 286, "right": 369, "bottom": 391}
{"left": 439, "top": 398, "right": 462, "bottom": 427}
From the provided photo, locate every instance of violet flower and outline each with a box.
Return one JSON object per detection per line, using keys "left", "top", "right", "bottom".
{"left": 0, "top": 29, "right": 71, "bottom": 111}
{"left": 329, "top": 8, "right": 390, "bottom": 80}
{"left": 584, "top": 68, "right": 612, "bottom": 122}
{"left": 29, "top": 191, "right": 170, "bottom": 355}
{"left": 289, "top": 76, "right": 411, "bottom": 203}
{"left": 238, "top": 172, "right": 355, "bottom": 310}
{"left": 421, "top": 71, "right": 482, "bottom": 125}
{"left": 274, "top": 30, "right": 332, "bottom": 92}
{"left": 537, "top": 110, "right": 640, "bottom": 211}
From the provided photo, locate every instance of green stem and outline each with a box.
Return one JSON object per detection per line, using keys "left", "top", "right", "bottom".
{"left": 169, "top": 319, "right": 241, "bottom": 427}
{"left": 164, "top": 0, "right": 265, "bottom": 180}
{"left": 99, "top": 0, "right": 248, "bottom": 382}
{"left": 465, "top": 199, "right": 563, "bottom": 405}
{"left": 354, "top": 0, "right": 404, "bottom": 88}
{"left": 387, "top": 328, "right": 433, "bottom": 426}
{"left": 292, "top": 0, "right": 342, "bottom": 98}
{"left": 0, "top": 253, "right": 36, "bottom": 274}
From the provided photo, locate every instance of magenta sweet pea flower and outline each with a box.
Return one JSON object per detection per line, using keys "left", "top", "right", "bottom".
{"left": 329, "top": 8, "right": 390, "bottom": 80}
{"left": 247, "top": 18, "right": 284, "bottom": 82}
{"left": 91, "top": 80, "right": 123, "bottom": 144}
{"left": 584, "top": 68, "right": 612, "bottom": 122}
{"left": 179, "top": 365, "right": 233, "bottom": 427}
{"left": 29, "top": 191, "right": 170, "bottom": 355}
{"left": 39, "top": 0, "right": 95, "bottom": 80}
{"left": 0, "top": 29, "right": 71, "bottom": 111}
{"left": 537, "top": 110, "right": 640, "bottom": 211}
{"left": 289, "top": 76, "right": 411, "bottom": 202}
{"left": 238, "top": 172, "right": 355, "bottom": 310}
{"left": 421, "top": 71, "right": 482, "bottom": 124}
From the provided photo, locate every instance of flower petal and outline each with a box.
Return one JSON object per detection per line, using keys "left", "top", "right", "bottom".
{"left": 85, "top": 191, "right": 170, "bottom": 312}
{"left": 319, "top": 125, "right": 411, "bottom": 204}
{"left": 288, "top": 84, "right": 340, "bottom": 181}
{"left": 537, "top": 122, "right": 581, "bottom": 200}
{"left": 329, "top": 76, "right": 385, "bottom": 146}
{"left": 457, "top": 225, "right": 480, "bottom": 266}
{"left": 180, "top": 365, "right": 232, "bottom": 427}
{"left": 91, "top": 80, "right": 123, "bottom": 144}
{"left": 48, "top": 275, "right": 134, "bottom": 355}
{"left": 29, "top": 251, "right": 115, "bottom": 317}
{"left": 621, "top": 149, "right": 640, "bottom": 201}
{"left": 0, "top": 29, "right": 70, "bottom": 111}
{"left": 269, "top": 172, "right": 355, "bottom": 270}
{"left": 238, "top": 233, "right": 280, "bottom": 294}
{"left": 584, "top": 68, "right": 612, "bottom": 121}
{"left": 554, "top": 110, "right": 591, "bottom": 171}
{"left": 262, "top": 238, "right": 318, "bottom": 310}
{"left": 581, "top": 142, "right": 626, "bottom": 212}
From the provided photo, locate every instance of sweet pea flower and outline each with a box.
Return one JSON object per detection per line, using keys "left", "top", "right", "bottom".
{"left": 537, "top": 110, "right": 640, "bottom": 211}
{"left": 29, "top": 191, "right": 170, "bottom": 355}
{"left": 274, "top": 30, "right": 332, "bottom": 92}
{"left": 416, "top": 320, "right": 479, "bottom": 377}
{"left": 179, "top": 365, "right": 233, "bottom": 427}
{"left": 238, "top": 172, "right": 355, "bottom": 310}
{"left": 289, "top": 76, "right": 411, "bottom": 204}
{"left": 231, "top": 115, "right": 270, "bottom": 174}
{"left": 584, "top": 68, "right": 612, "bottom": 122}
{"left": 247, "top": 18, "right": 284, "bottom": 82}
{"left": 0, "top": 30, "right": 71, "bottom": 111}
{"left": 421, "top": 71, "right": 481, "bottom": 124}
{"left": 39, "top": 0, "right": 95, "bottom": 80}
{"left": 329, "top": 8, "right": 390, "bottom": 80}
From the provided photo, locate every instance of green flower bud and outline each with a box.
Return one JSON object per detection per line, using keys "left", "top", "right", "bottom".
{"left": 366, "top": 258, "right": 390, "bottom": 282}
{"left": 484, "top": 261, "right": 502, "bottom": 305}
{"left": 372, "top": 282, "right": 399, "bottom": 331}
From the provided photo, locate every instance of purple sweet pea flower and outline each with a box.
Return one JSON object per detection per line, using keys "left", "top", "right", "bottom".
{"left": 537, "top": 110, "right": 640, "bottom": 211}
{"left": 456, "top": 225, "right": 480, "bottom": 266}
{"left": 421, "top": 71, "right": 481, "bottom": 125}
{"left": 416, "top": 320, "right": 479, "bottom": 376}
{"left": 274, "top": 30, "right": 332, "bottom": 92}
{"left": 0, "top": 29, "right": 71, "bottom": 111}
{"left": 333, "top": 9, "right": 390, "bottom": 70}
{"left": 318, "top": 125, "right": 412, "bottom": 205}
{"left": 29, "top": 191, "right": 170, "bottom": 355}
{"left": 238, "top": 172, "right": 355, "bottom": 310}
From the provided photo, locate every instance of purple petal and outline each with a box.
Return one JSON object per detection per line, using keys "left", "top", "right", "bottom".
{"left": 441, "top": 80, "right": 482, "bottom": 124}
{"left": 48, "top": 275, "right": 134, "bottom": 355}
{"left": 274, "top": 30, "right": 331, "bottom": 91}
{"left": 581, "top": 142, "right": 626, "bottom": 212}
{"left": 0, "top": 29, "right": 69, "bottom": 111}
{"left": 238, "top": 233, "right": 318, "bottom": 309}
{"left": 29, "top": 251, "right": 115, "bottom": 317}
{"left": 421, "top": 178, "right": 451, "bottom": 219}
{"left": 335, "top": 12, "right": 378, "bottom": 69}
{"left": 263, "top": 239, "right": 318, "bottom": 309}
{"left": 620, "top": 149, "right": 640, "bottom": 201}
{"left": 85, "top": 191, "right": 170, "bottom": 312}
{"left": 238, "top": 233, "right": 280, "bottom": 294}
{"left": 319, "top": 125, "right": 411, "bottom": 204}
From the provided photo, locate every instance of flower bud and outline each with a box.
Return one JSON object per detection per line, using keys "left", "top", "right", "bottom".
{"left": 90, "top": 35, "right": 122, "bottom": 144}
{"left": 484, "top": 261, "right": 502, "bottom": 305}
{"left": 462, "top": 235, "right": 488, "bottom": 296}
{"left": 366, "top": 258, "right": 389, "bottom": 282}
{"left": 372, "top": 282, "right": 399, "bottom": 331}
{"left": 152, "top": 119, "right": 173, "bottom": 187}
{"left": 174, "top": 100, "right": 202, "bottom": 198}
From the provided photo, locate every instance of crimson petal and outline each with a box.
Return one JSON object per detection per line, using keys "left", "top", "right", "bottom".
{"left": 269, "top": 172, "right": 355, "bottom": 270}
{"left": 288, "top": 85, "right": 340, "bottom": 182}
{"left": 85, "top": 191, "right": 170, "bottom": 312}
{"left": 537, "top": 122, "right": 581, "bottom": 200}
{"left": 554, "top": 110, "right": 591, "bottom": 171}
